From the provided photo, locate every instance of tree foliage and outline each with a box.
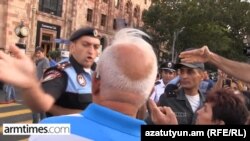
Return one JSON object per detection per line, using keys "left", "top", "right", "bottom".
{"left": 142, "top": 0, "right": 250, "bottom": 64}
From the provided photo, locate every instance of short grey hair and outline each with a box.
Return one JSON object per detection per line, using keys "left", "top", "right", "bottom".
{"left": 96, "top": 28, "right": 157, "bottom": 100}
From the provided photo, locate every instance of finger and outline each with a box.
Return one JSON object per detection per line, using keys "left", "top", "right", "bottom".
{"left": 0, "top": 50, "right": 5, "bottom": 59}
{"left": 180, "top": 58, "right": 194, "bottom": 63}
{"left": 9, "top": 45, "right": 26, "bottom": 59}
{"left": 202, "top": 45, "right": 209, "bottom": 51}
{"left": 0, "top": 50, "right": 12, "bottom": 62}
{"left": 148, "top": 99, "right": 160, "bottom": 113}
{"left": 0, "top": 60, "right": 9, "bottom": 80}
{"left": 179, "top": 50, "right": 193, "bottom": 56}
{"left": 179, "top": 52, "right": 188, "bottom": 58}
{"left": 162, "top": 107, "right": 178, "bottom": 125}
{"left": 163, "top": 107, "right": 175, "bottom": 115}
{"left": 159, "top": 107, "right": 166, "bottom": 114}
{"left": 148, "top": 99, "right": 167, "bottom": 118}
{"left": 162, "top": 107, "right": 177, "bottom": 120}
{"left": 179, "top": 49, "right": 199, "bottom": 57}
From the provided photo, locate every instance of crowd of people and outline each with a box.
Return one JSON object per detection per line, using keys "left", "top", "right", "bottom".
{"left": 0, "top": 27, "right": 250, "bottom": 140}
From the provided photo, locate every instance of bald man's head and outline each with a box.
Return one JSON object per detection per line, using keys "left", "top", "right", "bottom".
{"left": 96, "top": 28, "right": 157, "bottom": 100}
{"left": 115, "top": 44, "right": 154, "bottom": 81}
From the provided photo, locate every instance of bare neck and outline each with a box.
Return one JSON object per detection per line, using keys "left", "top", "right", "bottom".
{"left": 98, "top": 101, "right": 139, "bottom": 117}
{"left": 183, "top": 88, "right": 199, "bottom": 96}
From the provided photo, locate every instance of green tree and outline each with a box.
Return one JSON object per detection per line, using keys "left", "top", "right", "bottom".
{"left": 143, "top": 0, "right": 250, "bottom": 65}
{"left": 48, "top": 50, "right": 60, "bottom": 61}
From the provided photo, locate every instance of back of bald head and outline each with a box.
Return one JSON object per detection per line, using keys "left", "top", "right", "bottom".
{"left": 96, "top": 28, "right": 157, "bottom": 99}
{"left": 114, "top": 44, "right": 154, "bottom": 81}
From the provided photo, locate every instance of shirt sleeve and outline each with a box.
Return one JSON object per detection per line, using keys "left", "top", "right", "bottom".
{"left": 41, "top": 70, "right": 67, "bottom": 100}
{"left": 44, "top": 59, "right": 50, "bottom": 70}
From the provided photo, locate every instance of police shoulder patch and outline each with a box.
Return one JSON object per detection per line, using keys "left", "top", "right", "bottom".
{"left": 165, "top": 89, "right": 179, "bottom": 98}
{"left": 42, "top": 70, "right": 62, "bottom": 83}
{"left": 155, "top": 81, "right": 161, "bottom": 85}
{"left": 56, "top": 62, "right": 71, "bottom": 70}
{"left": 166, "top": 91, "right": 178, "bottom": 97}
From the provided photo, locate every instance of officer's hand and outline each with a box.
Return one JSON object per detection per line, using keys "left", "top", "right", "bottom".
{"left": 0, "top": 45, "right": 37, "bottom": 89}
{"left": 148, "top": 99, "right": 178, "bottom": 125}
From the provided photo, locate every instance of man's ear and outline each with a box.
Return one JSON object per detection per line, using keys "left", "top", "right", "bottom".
{"left": 92, "top": 72, "right": 100, "bottom": 96}
{"left": 199, "top": 70, "right": 205, "bottom": 80}
{"left": 69, "top": 43, "right": 75, "bottom": 53}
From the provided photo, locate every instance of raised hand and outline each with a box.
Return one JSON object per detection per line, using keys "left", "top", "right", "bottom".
{"left": 148, "top": 99, "right": 178, "bottom": 125}
{"left": 0, "top": 45, "right": 38, "bottom": 89}
{"left": 179, "top": 46, "right": 212, "bottom": 63}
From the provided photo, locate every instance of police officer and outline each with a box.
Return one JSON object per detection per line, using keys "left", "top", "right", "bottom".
{"left": 150, "top": 62, "right": 176, "bottom": 103}
{"left": 42, "top": 27, "right": 101, "bottom": 117}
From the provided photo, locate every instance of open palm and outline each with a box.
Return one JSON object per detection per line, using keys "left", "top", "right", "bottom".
{"left": 0, "top": 45, "right": 37, "bottom": 89}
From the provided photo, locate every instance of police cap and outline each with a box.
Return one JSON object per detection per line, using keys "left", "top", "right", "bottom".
{"left": 175, "top": 48, "right": 205, "bottom": 70}
{"left": 175, "top": 62, "right": 205, "bottom": 70}
{"left": 160, "top": 62, "right": 176, "bottom": 72}
{"left": 69, "top": 27, "right": 100, "bottom": 42}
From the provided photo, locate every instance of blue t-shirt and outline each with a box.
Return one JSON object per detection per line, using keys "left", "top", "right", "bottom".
{"left": 30, "top": 103, "right": 146, "bottom": 141}
{"left": 49, "top": 59, "right": 57, "bottom": 67}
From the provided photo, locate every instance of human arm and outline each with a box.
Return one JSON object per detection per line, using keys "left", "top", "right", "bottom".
{"left": 40, "top": 70, "right": 68, "bottom": 113}
{"left": 179, "top": 46, "right": 250, "bottom": 83}
{"left": 21, "top": 83, "right": 55, "bottom": 112}
{"left": 212, "top": 70, "right": 227, "bottom": 91}
{"left": 0, "top": 45, "right": 54, "bottom": 111}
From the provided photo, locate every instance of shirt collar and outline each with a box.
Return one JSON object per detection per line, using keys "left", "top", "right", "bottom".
{"left": 159, "top": 79, "right": 166, "bottom": 88}
{"left": 69, "top": 56, "right": 84, "bottom": 74}
{"left": 81, "top": 103, "right": 146, "bottom": 137}
{"left": 177, "top": 88, "right": 206, "bottom": 102}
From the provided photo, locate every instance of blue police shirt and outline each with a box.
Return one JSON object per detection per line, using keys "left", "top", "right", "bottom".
{"left": 42, "top": 56, "right": 93, "bottom": 117}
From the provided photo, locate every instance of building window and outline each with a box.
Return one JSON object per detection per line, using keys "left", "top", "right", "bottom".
{"left": 134, "top": 7, "right": 140, "bottom": 17}
{"left": 103, "top": 0, "right": 108, "bottom": 3}
{"left": 101, "top": 14, "right": 107, "bottom": 27}
{"left": 115, "top": 0, "right": 120, "bottom": 8}
{"left": 39, "top": 0, "right": 63, "bottom": 17}
{"left": 42, "top": 34, "right": 51, "bottom": 41}
{"left": 87, "top": 9, "right": 93, "bottom": 22}
{"left": 113, "top": 19, "right": 117, "bottom": 30}
{"left": 125, "top": 2, "right": 130, "bottom": 13}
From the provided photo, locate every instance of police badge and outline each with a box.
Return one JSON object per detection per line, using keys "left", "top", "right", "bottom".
{"left": 168, "top": 62, "right": 172, "bottom": 68}
{"left": 77, "top": 74, "right": 86, "bottom": 86}
{"left": 93, "top": 29, "right": 98, "bottom": 37}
